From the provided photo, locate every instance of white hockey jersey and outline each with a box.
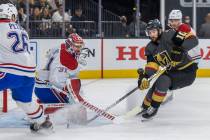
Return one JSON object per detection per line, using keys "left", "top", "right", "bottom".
{"left": 178, "top": 23, "right": 201, "bottom": 64}
{"left": 0, "top": 20, "right": 35, "bottom": 77}
{"left": 188, "top": 27, "right": 201, "bottom": 63}
{"left": 37, "top": 44, "right": 85, "bottom": 88}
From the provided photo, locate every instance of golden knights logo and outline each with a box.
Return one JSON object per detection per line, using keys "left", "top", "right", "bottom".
{"left": 153, "top": 50, "right": 172, "bottom": 68}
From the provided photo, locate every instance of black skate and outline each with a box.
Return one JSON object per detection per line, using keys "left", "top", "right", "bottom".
{"left": 30, "top": 117, "right": 53, "bottom": 133}
{"left": 136, "top": 107, "right": 148, "bottom": 116}
{"left": 141, "top": 106, "right": 158, "bottom": 122}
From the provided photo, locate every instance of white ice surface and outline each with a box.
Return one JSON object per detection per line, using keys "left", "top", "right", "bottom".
{"left": 0, "top": 78, "right": 210, "bottom": 140}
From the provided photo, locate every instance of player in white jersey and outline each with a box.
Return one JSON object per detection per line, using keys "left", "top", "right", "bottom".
{"left": 35, "top": 33, "right": 87, "bottom": 124}
{"left": 168, "top": 9, "right": 201, "bottom": 63}
{"left": 0, "top": 2, "right": 52, "bottom": 132}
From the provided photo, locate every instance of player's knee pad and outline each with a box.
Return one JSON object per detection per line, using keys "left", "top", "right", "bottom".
{"left": 35, "top": 87, "right": 70, "bottom": 115}
{"left": 155, "top": 75, "right": 171, "bottom": 92}
{"left": 35, "top": 87, "right": 69, "bottom": 103}
{"left": 16, "top": 101, "right": 45, "bottom": 123}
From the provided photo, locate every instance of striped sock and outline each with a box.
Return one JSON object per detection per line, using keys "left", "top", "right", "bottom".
{"left": 151, "top": 90, "right": 167, "bottom": 108}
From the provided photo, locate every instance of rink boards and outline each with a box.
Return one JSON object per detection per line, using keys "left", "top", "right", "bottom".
{"left": 30, "top": 39, "right": 210, "bottom": 78}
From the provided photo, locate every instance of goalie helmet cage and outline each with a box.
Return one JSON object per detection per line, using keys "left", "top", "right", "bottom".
{"left": 0, "top": 90, "right": 8, "bottom": 113}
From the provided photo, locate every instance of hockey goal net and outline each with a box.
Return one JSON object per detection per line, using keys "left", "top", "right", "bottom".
{"left": 0, "top": 90, "right": 8, "bottom": 113}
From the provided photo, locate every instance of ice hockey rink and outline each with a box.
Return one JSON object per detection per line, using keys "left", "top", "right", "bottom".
{"left": 0, "top": 78, "right": 210, "bottom": 140}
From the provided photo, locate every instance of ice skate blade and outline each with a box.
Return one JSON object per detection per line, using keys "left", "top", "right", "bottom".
{"left": 141, "top": 117, "right": 153, "bottom": 122}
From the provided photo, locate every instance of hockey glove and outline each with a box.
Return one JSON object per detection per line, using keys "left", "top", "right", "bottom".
{"left": 172, "top": 24, "right": 191, "bottom": 46}
{"left": 137, "top": 68, "right": 150, "bottom": 90}
{"left": 171, "top": 31, "right": 187, "bottom": 46}
{"left": 139, "top": 78, "right": 150, "bottom": 90}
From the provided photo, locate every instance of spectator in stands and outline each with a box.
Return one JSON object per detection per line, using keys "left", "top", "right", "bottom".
{"left": 18, "top": 7, "right": 27, "bottom": 27}
{"left": 29, "top": 0, "right": 35, "bottom": 15}
{"left": 16, "top": 0, "right": 34, "bottom": 15}
{"left": 184, "top": 16, "right": 191, "bottom": 26}
{"left": 48, "top": 0, "right": 62, "bottom": 12}
{"left": 71, "top": 7, "right": 86, "bottom": 21}
{"left": 17, "top": 0, "right": 26, "bottom": 10}
{"left": 35, "top": 0, "right": 52, "bottom": 11}
{"left": 116, "top": 16, "right": 129, "bottom": 38}
{"left": 65, "top": 24, "right": 76, "bottom": 37}
{"left": 40, "top": 7, "right": 52, "bottom": 36}
{"left": 29, "top": 6, "right": 42, "bottom": 37}
{"left": 71, "top": 6, "right": 89, "bottom": 37}
{"left": 51, "top": 4, "right": 70, "bottom": 37}
{"left": 199, "top": 13, "right": 210, "bottom": 38}
{"left": 52, "top": 4, "right": 70, "bottom": 22}
{"left": 128, "top": 12, "right": 147, "bottom": 37}
{"left": 30, "top": 6, "right": 42, "bottom": 21}
{"left": 41, "top": 7, "right": 51, "bottom": 20}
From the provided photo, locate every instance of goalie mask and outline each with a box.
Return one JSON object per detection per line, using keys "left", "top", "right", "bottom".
{"left": 65, "top": 33, "right": 84, "bottom": 55}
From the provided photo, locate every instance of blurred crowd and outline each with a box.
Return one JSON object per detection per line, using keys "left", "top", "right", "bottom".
{"left": 15, "top": 0, "right": 94, "bottom": 37}
{"left": 14, "top": 0, "right": 148, "bottom": 38}
{"left": 13, "top": 0, "right": 210, "bottom": 38}
{"left": 199, "top": 13, "right": 210, "bottom": 38}
{"left": 180, "top": 13, "right": 210, "bottom": 38}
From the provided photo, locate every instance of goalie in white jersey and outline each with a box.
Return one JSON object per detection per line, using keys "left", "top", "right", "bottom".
{"left": 35, "top": 33, "right": 88, "bottom": 124}
{"left": 0, "top": 2, "right": 52, "bottom": 132}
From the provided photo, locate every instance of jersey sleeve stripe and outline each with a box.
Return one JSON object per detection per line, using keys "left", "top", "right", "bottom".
{"left": 0, "top": 63, "right": 35, "bottom": 69}
{"left": 0, "top": 66, "right": 35, "bottom": 73}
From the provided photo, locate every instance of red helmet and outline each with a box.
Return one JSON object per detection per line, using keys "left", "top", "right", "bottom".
{"left": 65, "top": 33, "right": 84, "bottom": 54}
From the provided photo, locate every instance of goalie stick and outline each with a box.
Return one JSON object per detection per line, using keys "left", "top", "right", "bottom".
{"left": 86, "top": 66, "right": 167, "bottom": 124}
{"left": 43, "top": 76, "right": 173, "bottom": 123}
{"left": 45, "top": 81, "right": 116, "bottom": 122}
{"left": 41, "top": 65, "right": 166, "bottom": 124}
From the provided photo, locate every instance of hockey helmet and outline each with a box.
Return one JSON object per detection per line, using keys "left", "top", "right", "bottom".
{"left": 145, "top": 19, "right": 162, "bottom": 36}
{"left": 168, "top": 10, "right": 182, "bottom": 20}
{"left": 65, "top": 33, "right": 84, "bottom": 54}
{"left": 0, "top": 3, "right": 17, "bottom": 21}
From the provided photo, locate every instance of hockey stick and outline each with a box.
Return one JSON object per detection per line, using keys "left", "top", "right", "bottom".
{"left": 45, "top": 81, "right": 116, "bottom": 121}
{"left": 87, "top": 66, "right": 167, "bottom": 124}
{"left": 119, "top": 90, "right": 174, "bottom": 121}
{"left": 85, "top": 86, "right": 139, "bottom": 124}
{"left": 118, "top": 67, "right": 172, "bottom": 120}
